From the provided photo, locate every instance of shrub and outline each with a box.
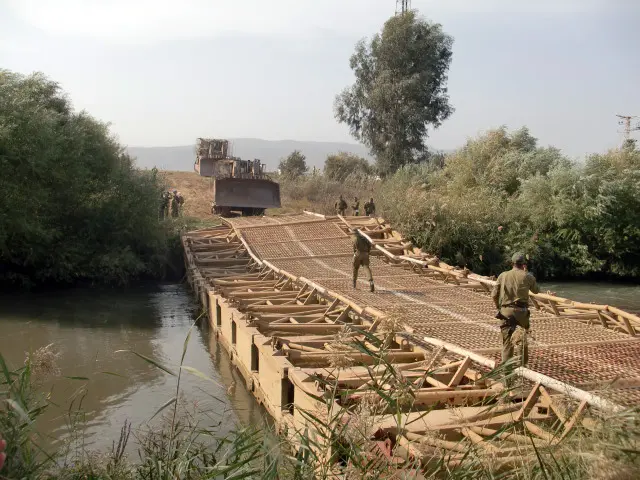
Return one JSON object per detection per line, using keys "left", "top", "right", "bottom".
{"left": 376, "top": 128, "right": 640, "bottom": 280}
{"left": 0, "top": 70, "right": 170, "bottom": 287}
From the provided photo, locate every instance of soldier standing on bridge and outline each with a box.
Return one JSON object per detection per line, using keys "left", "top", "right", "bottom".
{"left": 491, "top": 252, "right": 539, "bottom": 383}
{"left": 352, "top": 228, "right": 375, "bottom": 292}
{"left": 335, "top": 195, "right": 347, "bottom": 216}
{"left": 364, "top": 197, "right": 376, "bottom": 217}
{"left": 352, "top": 197, "right": 360, "bottom": 216}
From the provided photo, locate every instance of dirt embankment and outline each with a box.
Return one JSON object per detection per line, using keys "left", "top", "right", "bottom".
{"left": 160, "top": 171, "right": 215, "bottom": 219}
{"left": 160, "top": 171, "right": 306, "bottom": 220}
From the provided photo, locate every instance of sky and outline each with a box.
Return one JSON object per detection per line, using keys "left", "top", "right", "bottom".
{"left": 1, "top": 0, "right": 639, "bottom": 158}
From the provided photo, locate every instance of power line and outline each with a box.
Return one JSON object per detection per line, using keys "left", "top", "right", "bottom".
{"left": 395, "top": 0, "right": 411, "bottom": 15}
{"left": 616, "top": 114, "right": 640, "bottom": 144}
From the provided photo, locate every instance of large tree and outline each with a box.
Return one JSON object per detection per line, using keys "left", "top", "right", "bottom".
{"left": 334, "top": 11, "right": 454, "bottom": 176}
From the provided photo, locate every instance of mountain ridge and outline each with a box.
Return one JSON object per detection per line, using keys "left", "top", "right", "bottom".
{"left": 127, "top": 138, "right": 373, "bottom": 171}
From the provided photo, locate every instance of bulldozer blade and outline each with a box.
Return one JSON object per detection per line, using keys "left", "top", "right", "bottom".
{"left": 213, "top": 178, "right": 281, "bottom": 210}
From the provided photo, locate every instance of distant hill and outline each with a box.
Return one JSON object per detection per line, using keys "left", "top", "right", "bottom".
{"left": 128, "top": 138, "right": 373, "bottom": 172}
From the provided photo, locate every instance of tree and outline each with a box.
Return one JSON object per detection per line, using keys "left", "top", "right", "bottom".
{"left": 622, "top": 138, "right": 637, "bottom": 152}
{"left": 334, "top": 11, "right": 454, "bottom": 177}
{"left": 0, "top": 70, "right": 166, "bottom": 287}
{"left": 324, "top": 152, "right": 372, "bottom": 181}
{"left": 278, "top": 150, "right": 308, "bottom": 178}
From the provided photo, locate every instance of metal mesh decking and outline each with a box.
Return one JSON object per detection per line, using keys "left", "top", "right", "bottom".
{"left": 225, "top": 214, "right": 640, "bottom": 406}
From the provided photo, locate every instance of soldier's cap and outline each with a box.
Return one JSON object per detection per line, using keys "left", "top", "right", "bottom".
{"left": 512, "top": 252, "right": 526, "bottom": 264}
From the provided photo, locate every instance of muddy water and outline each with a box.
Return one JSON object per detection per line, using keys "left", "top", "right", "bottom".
{"left": 540, "top": 281, "right": 640, "bottom": 314}
{"left": 0, "top": 284, "right": 266, "bottom": 453}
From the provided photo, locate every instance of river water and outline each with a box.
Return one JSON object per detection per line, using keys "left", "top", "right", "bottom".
{"left": 540, "top": 281, "right": 640, "bottom": 313}
{"left": 0, "top": 281, "right": 637, "bottom": 455}
{"left": 0, "top": 284, "right": 265, "bottom": 454}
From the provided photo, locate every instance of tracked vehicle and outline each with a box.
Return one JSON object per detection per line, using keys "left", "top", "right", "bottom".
{"left": 194, "top": 138, "right": 281, "bottom": 216}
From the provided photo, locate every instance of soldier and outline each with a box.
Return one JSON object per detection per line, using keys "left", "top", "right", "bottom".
{"left": 171, "top": 190, "right": 184, "bottom": 218}
{"left": 352, "top": 197, "right": 360, "bottom": 216}
{"left": 335, "top": 195, "right": 347, "bottom": 216}
{"left": 160, "top": 190, "right": 170, "bottom": 220}
{"left": 364, "top": 197, "right": 376, "bottom": 217}
{"left": 352, "top": 228, "right": 375, "bottom": 292}
{"left": 491, "top": 252, "right": 540, "bottom": 381}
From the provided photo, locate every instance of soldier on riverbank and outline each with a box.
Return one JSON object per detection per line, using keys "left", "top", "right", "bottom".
{"left": 335, "top": 195, "right": 347, "bottom": 216}
{"left": 352, "top": 228, "right": 375, "bottom": 292}
{"left": 491, "top": 252, "right": 539, "bottom": 383}
{"left": 160, "top": 190, "right": 171, "bottom": 220}
{"left": 171, "top": 190, "right": 184, "bottom": 218}
{"left": 364, "top": 197, "right": 376, "bottom": 217}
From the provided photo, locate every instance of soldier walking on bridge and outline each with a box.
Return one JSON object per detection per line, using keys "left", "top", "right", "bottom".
{"left": 335, "top": 195, "right": 347, "bottom": 216}
{"left": 491, "top": 252, "right": 539, "bottom": 384}
{"left": 352, "top": 228, "right": 375, "bottom": 292}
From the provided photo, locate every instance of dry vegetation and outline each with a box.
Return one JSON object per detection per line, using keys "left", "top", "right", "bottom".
{"left": 160, "top": 171, "right": 216, "bottom": 219}
{"left": 160, "top": 170, "right": 371, "bottom": 219}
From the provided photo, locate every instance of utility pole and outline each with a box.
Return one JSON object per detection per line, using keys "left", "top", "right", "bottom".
{"left": 616, "top": 114, "right": 640, "bottom": 144}
{"left": 395, "top": 0, "right": 411, "bottom": 15}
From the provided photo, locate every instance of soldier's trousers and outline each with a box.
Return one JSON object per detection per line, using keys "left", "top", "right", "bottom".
{"left": 338, "top": 209, "right": 346, "bottom": 216}
{"left": 499, "top": 307, "right": 530, "bottom": 378}
{"left": 353, "top": 253, "right": 372, "bottom": 283}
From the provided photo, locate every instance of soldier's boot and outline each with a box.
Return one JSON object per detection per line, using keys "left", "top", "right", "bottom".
{"left": 369, "top": 280, "right": 375, "bottom": 293}
{"left": 352, "top": 279, "right": 357, "bottom": 289}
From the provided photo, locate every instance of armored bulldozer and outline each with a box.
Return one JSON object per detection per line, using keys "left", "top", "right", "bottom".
{"left": 195, "top": 138, "right": 281, "bottom": 216}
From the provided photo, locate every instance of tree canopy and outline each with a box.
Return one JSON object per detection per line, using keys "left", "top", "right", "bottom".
{"left": 0, "top": 70, "right": 168, "bottom": 287}
{"left": 324, "top": 152, "right": 372, "bottom": 181}
{"left": 278, "top": 150, "right": 308, "bottom": 179}
{"left": 334, "top": 11, "right": 454, "bottom": 177}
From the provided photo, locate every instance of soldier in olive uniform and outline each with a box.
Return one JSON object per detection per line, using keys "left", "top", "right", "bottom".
{"left": 352, "top": 197, "right": 360, "bottom": 216}
{"left": 491, "top": 252, "right": 539, "bottom": 377}
{"left": 335, "top": 195, "right": 347, "bottom": 216}
{"left": 352, "top": 228, "right": 375, "bottom": 292}
{"left": 171, "top": 190, "right": 185, "bottom": 218}
{"left": 160, "top": 190, "right": 171, "bottom": 220}
{"left": 364, "top": 197, "right": 376, "bottom": 217}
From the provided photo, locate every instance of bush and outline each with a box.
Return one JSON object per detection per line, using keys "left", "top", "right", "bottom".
{"left": 377, "top": 128, "right": 640, "bottom": 280}
{"left": 278, "top": 150, "right": 308, "bottom": 179}
{"left": 324, "top": 152, "right": 373, "bottom": 182}
{"left": 279, "top": 172, "right": 379, "bottom": 215}
{"left": 0, "top": 70, "right": 170, "bottom": 287}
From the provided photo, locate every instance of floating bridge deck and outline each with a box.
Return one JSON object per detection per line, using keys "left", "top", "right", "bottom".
{"left": 183, "top": 212, "right": 640, "bottom": 468}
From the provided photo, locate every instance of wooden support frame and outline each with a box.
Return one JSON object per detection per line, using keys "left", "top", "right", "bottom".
{"left": 182, "top": 214, "right": 634, "bottom": 473}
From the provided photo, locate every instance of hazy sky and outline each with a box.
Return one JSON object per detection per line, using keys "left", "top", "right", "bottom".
{"left": 2, "top": 0, "right": 639, "bottom": 157}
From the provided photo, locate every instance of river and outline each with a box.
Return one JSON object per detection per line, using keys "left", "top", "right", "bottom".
{"left": 540, "top": 281, "right": 640, "bottom": 313}
{"left": 0, "top": 280, "right": 637, "bottom": 455}
{"left": 0, "top": 283, "right": 266, "bottom": 454}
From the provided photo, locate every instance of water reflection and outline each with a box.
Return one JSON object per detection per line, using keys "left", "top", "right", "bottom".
{"left": 0, "top": 284, "right": 264, "bottom": 454}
